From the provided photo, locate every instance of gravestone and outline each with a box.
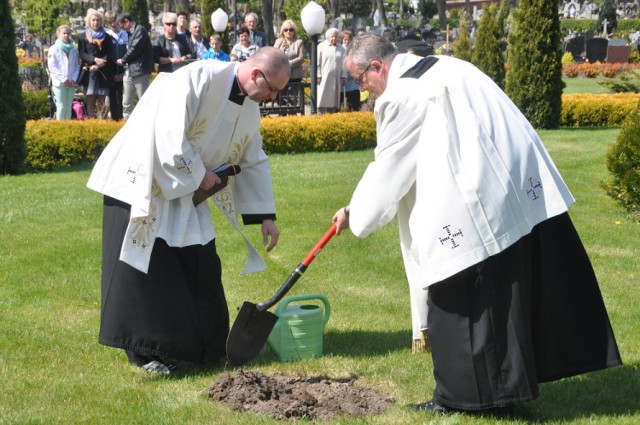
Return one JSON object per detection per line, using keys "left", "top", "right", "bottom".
{"left": 586, "top": 37, "right": 608, "bottom": 63}
{"left": 608, "top": 38, "right": 628, "bottom": 46}
{"left": 397, "top": 39, "right": 434, "bottom": 57}
{"left": 565, "top": 35, "right": 585, "bottom": 60}
{"left": 607, "top": 45, "right": 632, "bottom": 63}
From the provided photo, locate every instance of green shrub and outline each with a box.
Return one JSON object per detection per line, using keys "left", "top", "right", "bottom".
{"left": 473, "top": 3, "right": 506, "bottom": 89}
{"left": 260, "top": 112, "right": 376, "bottom": 154}
{"left": 506, "top": 0, "right": 564, "bottom": 129}
{"left": 602, "top": 102, "right": 640, "bottom": 219}
{"left": 1, "top": 0, "right": 27, "bottom": 175}
{"left": 25, "top": 120, "right": 123, "bottom": 171}
{"left": 22, "top": 89, "right": 51, "bottom": 120}
{"left": 24, "top": 113, "right": 377, "bottom": 171}
{"left": 561, "top": 93, "right": 640, "bottom": 126}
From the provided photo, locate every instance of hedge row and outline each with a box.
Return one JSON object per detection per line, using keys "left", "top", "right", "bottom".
{"left": 24, "top": 94, "right": 640, "bottom": 171}
{"left": 561, "top": 93, "right": 640, "bottom": 126}
{"left": 25, "top": 112, "right": 377, "bottom": 171}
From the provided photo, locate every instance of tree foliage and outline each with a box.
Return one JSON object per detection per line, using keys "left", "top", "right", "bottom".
{"left": 1, "top": 0, "right": 27, "bottom": 174}
{"left": 505, "top": 0, "right": 564, "bottom": 129}
{"left": 19, "top": 0, "right": 66, "bottom": 41}
{"left": 598, "top": 0, "right": 617, "bottom": 35}
{"left": 602, "top": 103, "right": 640, "bottom": 219}
{"left": 473, "top": 3, "right": 505, "bottom": 89}
{"left": 120, "top": 0, "right": 150, "bottom": 30}
{"left": 418, "top": 0, "right": 438, "bottom": 21}
{"left": 452, "top": 11, "right": 473, "bottom": 62}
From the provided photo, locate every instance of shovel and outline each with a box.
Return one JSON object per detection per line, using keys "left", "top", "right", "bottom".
{"left": 226, "top": 223, "right": 337, "bottom": 366}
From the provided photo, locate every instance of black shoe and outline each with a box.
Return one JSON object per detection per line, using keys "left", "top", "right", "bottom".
{"left": 407, "top": 399, "right": 452, "bottom": 414}
{"left": 141, "top": 356, "right": 177, "bottom": 375}
{"left": 126, "top": 350, "right": 153, "bottom": 366}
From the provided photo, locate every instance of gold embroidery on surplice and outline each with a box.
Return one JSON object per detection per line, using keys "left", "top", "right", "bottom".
{"left": 213, "top": 135, "right": 250, "bottom": 219}
{"left": 186, "top": 118, "right": 207, "bottom": 142}
{"left": 129, "top": 180, "right": 161, "bottom": 249}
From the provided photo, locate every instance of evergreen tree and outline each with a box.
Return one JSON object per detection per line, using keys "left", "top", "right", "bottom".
{"left": 418, "top": 0, "right": 438, "bottom": 22}
{"left": 497, "top": 0, "right": 510, "bottom": 36}
{"left": 473, "top": 4, "right": 505, "bottom": 89}
{"left": 121, "top": 0, "right": 150, "bottom": 31}
{"left": 1, "top": 0, "right": 27, "bottom": 174}
{"left": 452, "top": 11, "right": 473, "bottom": 62}
{"left": 505, "top": 0, "right": 564, "bottom": 129}
{"left": 597, "top": 0, "right": 617, "bottom": 35}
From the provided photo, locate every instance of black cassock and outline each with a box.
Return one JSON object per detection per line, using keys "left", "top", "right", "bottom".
{"left": 427, "top": 213, "right": 622, "bottom": 410}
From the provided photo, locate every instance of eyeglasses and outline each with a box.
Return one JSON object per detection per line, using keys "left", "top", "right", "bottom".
{"left": 353, "top": 62, "right": 372, "bottom": 86}
{"left": 164, "top": 22, "right": 177, "bottom": 26}
{"left": 257, "top": 69, "right": 279, "bottom": 93}
{"left": 283, "top": 28, "right": 295, "bottom": 32}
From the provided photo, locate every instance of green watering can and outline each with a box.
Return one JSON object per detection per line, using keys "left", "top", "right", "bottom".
{"left": 267, "top": 293, "right": 331, "bottom": 362}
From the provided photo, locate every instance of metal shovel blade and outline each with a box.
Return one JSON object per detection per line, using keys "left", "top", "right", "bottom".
{"left": 226, "top": 301, "right": 279, "bottom": 366}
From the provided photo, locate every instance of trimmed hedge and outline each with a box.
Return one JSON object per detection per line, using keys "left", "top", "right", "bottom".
{"left": 24, "top": 95, "right": 640, "bottom": 171}
{"left": 23, "top": 89, "right": 50, "bottom": 120}
{"left": 25, "top": 112, "right": 377, "bottom": 171}
{"left": 26, "top": 120, "right": 123, "bottom": 170}
{"left": 561, "top": 93, "right": 640, "bottom": 126}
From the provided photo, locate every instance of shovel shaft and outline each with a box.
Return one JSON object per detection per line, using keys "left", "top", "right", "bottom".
{"left": 256, "top": 223, "right": 336, "bottom": 311}
{"left": 302, "top": 223, "right": 336, "bottom": 266}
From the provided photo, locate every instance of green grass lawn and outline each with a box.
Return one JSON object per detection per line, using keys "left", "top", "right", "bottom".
{"left": 1, "top": 127, "right": 639, "bottom": 424}
{"left": 563, "top": 75, "right": 614, "bottom": 94}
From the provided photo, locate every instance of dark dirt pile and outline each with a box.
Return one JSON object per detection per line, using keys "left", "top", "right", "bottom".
{"left": 208, "top": 370, "right": 395, "bottom": 421}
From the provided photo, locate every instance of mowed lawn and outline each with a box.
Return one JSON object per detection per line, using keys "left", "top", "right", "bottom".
{"left": 1, "top": 127, "right": 639, "bottom": 424}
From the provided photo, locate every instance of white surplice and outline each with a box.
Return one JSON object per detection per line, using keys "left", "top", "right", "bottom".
{"left": 348, "top": 54, "right": 575, "bottom": 339}
{"left": 87, "top": 60, "right": 275, "bottom": 274}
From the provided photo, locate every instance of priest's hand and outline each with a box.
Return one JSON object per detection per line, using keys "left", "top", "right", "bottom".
{"left": 261, "top": 219, "right": 279, "bottom": 252}
{"left": 332, "top": 206, "right": 350, "bottom": 235}
{"left": 199, "top": 170, "right": 222, "bottom": 190}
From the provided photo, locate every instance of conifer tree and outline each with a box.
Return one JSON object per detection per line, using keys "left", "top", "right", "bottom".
{"left": 598, "top": 0, "right": 617, "bottom": 35}
{"left": 121, "top": 0, "right": 150, "bottom": 30}
{"left": 452, "top": 11, "right": 473, "bottom": 62}
{"left": 0, "top": 0, "right": 27, "bottom": 174}
{"left": 473, "top": 4, "right": 505, "bottom": 89}
{"left": 505, "top": 0, "right": 563, "bottom": 129}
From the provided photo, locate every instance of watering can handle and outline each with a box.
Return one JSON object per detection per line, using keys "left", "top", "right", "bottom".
{"left": 275, "top": 293, "right": 331, "bottom": 325}
{"left": 257, "top": 224, "right": 336, "bottom": 312}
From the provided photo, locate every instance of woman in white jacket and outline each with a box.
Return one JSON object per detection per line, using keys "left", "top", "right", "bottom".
{"left": 47, "top": 24, "right": 80, "bottom": 120}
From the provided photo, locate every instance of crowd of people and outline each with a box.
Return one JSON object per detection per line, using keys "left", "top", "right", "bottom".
{"left": 44, "top": 8, "right": 364, "bottom": 121}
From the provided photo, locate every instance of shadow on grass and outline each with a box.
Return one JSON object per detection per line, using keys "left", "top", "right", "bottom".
{"left": 451, "top": 363, "right": 640, "bottom": 422}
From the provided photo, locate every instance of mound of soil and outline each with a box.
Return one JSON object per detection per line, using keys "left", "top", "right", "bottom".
{"left": 208, "top": 370, "right": 395, "bottom": 421}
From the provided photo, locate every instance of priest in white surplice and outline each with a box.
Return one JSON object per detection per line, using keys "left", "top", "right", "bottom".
{"left": 87, "top": 47, "right": 291, "bottom": 374}
{"left": 333, "top": 34, "right": 621, "bottom": 413}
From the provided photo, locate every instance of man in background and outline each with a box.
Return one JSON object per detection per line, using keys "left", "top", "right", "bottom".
{"left": 245, "top": 12, "right": 267, "bottom": 47}
{"left": 116, "top": 13, "right": 154, "bottom": 119}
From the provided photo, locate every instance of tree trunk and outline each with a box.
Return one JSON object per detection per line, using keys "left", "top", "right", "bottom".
{"left": 437, "top": 0, "right": 447, "bottom": 29}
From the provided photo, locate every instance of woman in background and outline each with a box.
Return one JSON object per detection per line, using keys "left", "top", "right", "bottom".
{"left": 77, "top": 8, "right": 115, "bottom": 118}
{"left": 231, "top": 28, "right": 258, "bottom": 62}
{"left": 340, "top": 30, "right": 361, "bottom": 111}
{"left": 47, "top": 24, "right": 81, "bottom": 120}
{"left": 274, "top": 20, "right": 305, "bottom": 83}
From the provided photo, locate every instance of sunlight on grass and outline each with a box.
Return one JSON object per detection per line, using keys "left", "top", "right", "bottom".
{"left": 1, "top": 129, "right": 639, "bottom": 424}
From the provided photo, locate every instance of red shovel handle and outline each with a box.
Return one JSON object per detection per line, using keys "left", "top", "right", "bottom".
{"left": 256, "top": 223, "right": 336, "bottom": 311}
{"left": 302, "top": 223, "right": 336, "bottom": 267}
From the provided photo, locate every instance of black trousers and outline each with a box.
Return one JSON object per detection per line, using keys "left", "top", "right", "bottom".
{"left": 98, "top": 196, "right": 229, "bottom": 363}
{"left": 427, "top": 213, "right": 622, "bottom": 410}
{"left": 108, "top": 80, "right": 124, "bottom": 121}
